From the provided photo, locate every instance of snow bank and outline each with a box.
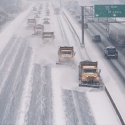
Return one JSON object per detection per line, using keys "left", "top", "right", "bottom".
{"left": 51, "top": 67, "right": 66, "bottom": 125}
{"left": 0, "top": 4, "right": 33, "bottom": 54}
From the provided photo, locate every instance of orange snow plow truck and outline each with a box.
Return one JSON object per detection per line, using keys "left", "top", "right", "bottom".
{"left": 57, "top": 46, "right": 75, "bottom": 64}
{"left": 79, "top": 60, "right": 103, "bottom": 88}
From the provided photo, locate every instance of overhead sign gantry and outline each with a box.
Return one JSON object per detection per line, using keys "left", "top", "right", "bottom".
{"left": 94, "top": 5, "right": 125, "bottom": 17}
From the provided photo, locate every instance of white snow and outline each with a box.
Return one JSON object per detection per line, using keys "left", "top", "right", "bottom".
{"left": 16, "top": 52, "right": 34, "bottom": 125}
{"left": 87, "top": 91, "right": 120, "bottom": 125}
{"left": 0, "top": 3, "right": 35, "bottom": 125}
{"left": 0, "top": 0, "right": 124, "bottom": 124}
{"left": 0, "top": 4, "right": 34, "bottom": 54}
{"left": 62, "top": 7, "right": 124, "bottom": 125}
{"left": 51, "top": 67, "right": 66, "bottom": 125}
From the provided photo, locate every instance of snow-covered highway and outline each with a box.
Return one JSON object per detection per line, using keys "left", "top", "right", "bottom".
{"left": 0, "top": 0, "right": 124, "bottom": 125}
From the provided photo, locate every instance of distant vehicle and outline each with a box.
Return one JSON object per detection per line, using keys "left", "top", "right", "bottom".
{"left": 77, "top": 16, "right": 82, "bottom": 23}
{"left": 33, "top": 7, "right": 37, "bottom": 11}
{"left": 104, "top": 46, "right": 118, "bottom": 59}
{"left": 34, "top": 24, "right": 44, "bottom": 35}
{"left": 102, "top": 20, "right": 109, "bottom": 25}
{"left": 92, "top": 35, "right": 101, "bottom": 42}
{"left": 66, "top": 1, "right": 78, "bottom": 12}
{"left": 39, "top": 4, "right": 42, "bottom": 9}
{"left": 43, "top": 18, "right": 50, "bottom": 24}
{"left": 27, "top": 19, "right": 36, "bottom": 27}
{"left": 42, "top": 24, "right": 54, "bottom": 41}
{"left": 87, "top": 17, "right": 94, "bottom": 23}
{"left": 84, "top": 23, "right": 88, "bottom": 28}
{"left": 54, "top": 8, "right": 60, "bottom": 15}
{"left": 43, "top": 17, "right": 50, "bottom": 21}
{"left": 34, "top": 14, "right": 40, "bottom": 18}
{"left": 78, "top": 20, "right": 88, "bottom": 28}
{"left": 43, "top": 20, "right": 50, "bottom": 24}
{"left": 57, "top": 46, "right": 75, "bottom": 64}
{"left": 42, "top": 32, "right": 54, "bottom": 41}
{"left": 108, "top": 23, "right": 125, "bottom": 47}
{"left": 46, "top": 10, "right": 50, "bottom": 15}
{"left": 69, "top": 9, "right": 75, "bottom": 15}
{"left": 37, "top": 10, "right": 41, "bottom": 14}
{"left": 79, "top": 60, "right": 103, "bottom": 88}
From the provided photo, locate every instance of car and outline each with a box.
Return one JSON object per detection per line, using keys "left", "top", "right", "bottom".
{"left": 102, "top": 20, "right": 109, "bottom": 26}
{"left": 78, "top": 22, "right": 88, "bottom": 28}
{"left": 84, "top": 23, "right": 88, "bottom": 28}
{"left": 87, "top": 17, "right": 94, "bottom": 23}
{"left": 43, "top": 20, "right": 50, "bottom": 24}
{"left": 104, "top": 46, "right": 118, "bottom": 59}
{"left": 34, "top": 14, "right": 40, "bottom": 18}
{"left": 92, "top": 35, "right": 101, "bottom": 42}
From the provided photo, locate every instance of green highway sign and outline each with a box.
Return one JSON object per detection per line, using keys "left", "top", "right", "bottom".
{"left": 94, "top": 5, "right": 125, "bottom": 17}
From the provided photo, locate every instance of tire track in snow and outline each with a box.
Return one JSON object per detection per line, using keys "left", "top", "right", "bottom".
{"left": 0, "top": 38, "right": 31, "bottom": 125}
{"left": 26, "top": 65, "right": 53, "bottom": 125}
{"left": 0, "top": 36, "right": 17, "bottom": 68}
{"left": 63, "top": 90, "right": 96, "bottom": 125}
{"left": 0, "top": 37, "right": 22, "bottom": 95}
{"left": 73, "top": 91, "right": 96, "bottom": 125}
{"left": 15, "top": 47, "right": 33, "bottom": 125}
{"left": 63, "top": 90, "right": 78, "bottom": 125}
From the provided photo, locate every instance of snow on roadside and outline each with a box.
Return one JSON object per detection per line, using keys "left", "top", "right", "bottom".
{"left": 0, "top": 4, "right": 33, "bottom": 54}
{"left": 87, "top": 91, "right": 120, "bottom": 125}
{"left": 63, "top": 8, "right": 125, "bottom": 123}
{"left": 51, "top": 67, "right": 66, "bottom": 125}
{"left": 15, "top": 52, "right": 34, "bottom": 125}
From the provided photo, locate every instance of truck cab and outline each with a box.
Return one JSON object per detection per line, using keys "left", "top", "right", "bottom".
{"left": 58, "top": 47, "right": 75, "bottom": 63}
{"left": 79, "top": 60, "right": 102, "bottom": 88}
{"left": 104, "top": 46, "right": 118, "bottom": 59}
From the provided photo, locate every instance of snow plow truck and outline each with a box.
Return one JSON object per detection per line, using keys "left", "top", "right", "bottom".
{"left": 34, "top": 24, "right": 44, "bottom": 35}
{"left": 79, "top": 60, "right": 103, "bottom": 88}
{"left": 27, "top": 19, "right": 36, "bottom": 27}
{"left": 57, "top": 46, "right": 75, "bottom": 64}
{"left": 54, "top": 8, "right": 60, "bottom": 15}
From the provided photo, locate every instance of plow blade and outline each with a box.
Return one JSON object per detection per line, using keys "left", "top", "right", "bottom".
{"left": 79, "top": 81, "right": 105, "bottom": 89}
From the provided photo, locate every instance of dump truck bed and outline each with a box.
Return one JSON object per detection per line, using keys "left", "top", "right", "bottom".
{"left": 79, "top": 61, "right": 97, "bottom": 67}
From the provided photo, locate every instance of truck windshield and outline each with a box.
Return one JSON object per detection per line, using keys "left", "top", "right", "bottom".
{"left": 107, "top": 48, "right": 116, "bottom": 52}
{"left": 61, "top": 51, "right": 72, "bottom": 55}
{"left": 84, "top": 69, "right": 96, "bottom": 73}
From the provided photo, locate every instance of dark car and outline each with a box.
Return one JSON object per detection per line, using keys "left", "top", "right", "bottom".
{"left": 78, "top": 20, "right": 88, "bottom": 29}
{"left": 104, "top": 46, "right": 118, "bottom": 59}
{"left": 84, "top": 23, "right": 88, "bottom": 28}
{"left": 92, "top": 35, "right": 101, "bottom": 42}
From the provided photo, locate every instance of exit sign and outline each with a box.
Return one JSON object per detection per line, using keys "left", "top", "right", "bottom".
{"left": 94, "top": 5, "right": 125, "bottom": 17}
